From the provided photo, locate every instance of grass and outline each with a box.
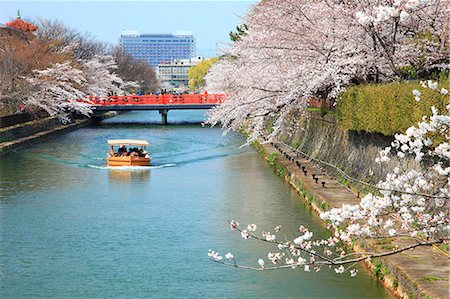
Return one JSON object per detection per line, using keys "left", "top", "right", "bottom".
{"left": 421, "top": 276, "right": 448, "bottom": 282}
{"left": 267, "top": 152, "right": 278, "bottom": 165}
{"left": 438, "top": 242, "right": 449, "bottom": 252}
{"left": 319, "top": 201, "right": 330, "bottom": 211}
{"left": 375, "top": 238, "right": 393, "bottom": 245}
{"left": 306, "top": 106, "right": 336, "bottom": 117}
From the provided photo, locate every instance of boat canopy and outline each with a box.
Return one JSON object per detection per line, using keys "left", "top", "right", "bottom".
{"left": 107, "top": 139, "right": 150, "bottom": 146}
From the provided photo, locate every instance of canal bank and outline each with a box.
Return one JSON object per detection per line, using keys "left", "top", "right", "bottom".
{"left": 0, "top": 112, "right": 117, "bottom": 157}
{"left": 254, "top": 138, "right": 449, "bottom": 299}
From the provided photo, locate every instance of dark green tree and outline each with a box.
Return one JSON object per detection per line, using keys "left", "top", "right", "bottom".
{"left": 229, "top": 24, "right": 248, "bottom": 42}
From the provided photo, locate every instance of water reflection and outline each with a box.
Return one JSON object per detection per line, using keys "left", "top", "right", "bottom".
{"left": 108, "top": 169, "right": 150, "bottom": 183}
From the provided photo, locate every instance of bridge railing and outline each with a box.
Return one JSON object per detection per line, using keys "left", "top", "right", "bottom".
{"left": 78, "top": 94, "right": 226, "bottom": 106}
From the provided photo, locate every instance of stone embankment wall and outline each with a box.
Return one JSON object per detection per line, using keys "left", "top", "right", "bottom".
{"left": 1, "top": 116, "right": 62, "bottom": 143}
{"left": 257, "top": 110, "right": 448, "bottom": 299}
{"left": 0, "top": 112, "right": 116, "bottom": 156}
{"left": 255, "top": 138, "right": 449, "bottom": 299}
{"left": 278, "top": 111, "right": 419, "bottom": 194}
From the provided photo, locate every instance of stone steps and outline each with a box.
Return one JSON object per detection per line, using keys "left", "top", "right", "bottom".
{"left": 258, "top": 138, "right": 450, "bottom": 299}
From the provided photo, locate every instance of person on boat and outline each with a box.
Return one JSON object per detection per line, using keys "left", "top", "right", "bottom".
{"left": 118, "top": 145, "right": 127, "bottom": 156}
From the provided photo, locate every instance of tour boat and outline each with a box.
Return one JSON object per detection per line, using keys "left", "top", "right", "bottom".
{"left": 107, "top": 139, "right": 151, "bottom": 167}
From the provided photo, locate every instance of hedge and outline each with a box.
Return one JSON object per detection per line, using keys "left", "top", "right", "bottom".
{"left": 337, "top": 80, "right": 449, "bottom": 136}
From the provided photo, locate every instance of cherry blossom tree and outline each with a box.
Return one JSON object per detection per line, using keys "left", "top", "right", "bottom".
{"left": 206, "top": 0, "right": 449, "bottom": 276}
{"left": 209, "top": 83, "right": 449, "bottom": 275}
{"left": 22, "top": 55, "right": 139, "bottom": 121}
{"left": 24, "top": 62, "right": 91, "bottom": 122}
{"left": 205, "top": 0, "right": 449, "bottom": 143}
{"left": 80, "top": 54, "right": 138, "bottom": 96}
{"left": 1, "top": 18, "right": 140, "bottom": 119}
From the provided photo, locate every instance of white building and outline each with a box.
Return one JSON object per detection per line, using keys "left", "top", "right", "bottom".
{"left": 157, "top": 56, "right": 204, "bottom": 92}
{"left": 119, "top": 31, "right": 196, "bottom": 68}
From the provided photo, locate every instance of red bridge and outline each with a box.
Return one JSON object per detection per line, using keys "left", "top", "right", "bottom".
{"left": 79, "top": 93, "right": 225, "bottom": 124}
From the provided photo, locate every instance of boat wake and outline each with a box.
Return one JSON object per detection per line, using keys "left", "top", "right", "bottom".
{"left": 86, "top": 164, "right": 176, "bottom": 170}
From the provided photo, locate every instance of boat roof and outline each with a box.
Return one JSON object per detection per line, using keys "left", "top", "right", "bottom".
{"left": 107, "top": 139, "right": 150, "bottom": 146}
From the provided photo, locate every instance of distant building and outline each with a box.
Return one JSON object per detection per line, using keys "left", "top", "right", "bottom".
{"left": 1, "top": 10, "right": 36, "bottom": 42}
{"left": 157, "top": 57, "right": 204, "bottom": 92}
{"left": 119, "top": 30, "right": 196, "bottom": 68}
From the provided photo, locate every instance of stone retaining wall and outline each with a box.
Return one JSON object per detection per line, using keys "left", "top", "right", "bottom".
{"left": 0, "top": 112, "right": 117, "bottom": 156}
{"left": 255, "top": 139, "right": 449, "bottom": 299}
{"left": 278, "top": 111, "right": 421, "bottom": 194}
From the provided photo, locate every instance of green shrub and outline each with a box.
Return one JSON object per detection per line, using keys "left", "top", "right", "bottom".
{"left": 319, "top": 105, "right": 328, "bottom": 117}
{"left": 397, "top": 65, "right": 417, "bottom": 80}
{"left": 393, "top": 277, "right": 399, "bottom": 289}
{"left": 338, "top": 80, "right": 449, "bottom": 136}
{"left": 268, "top": 152, "right": 278, "bottom": 166}
{"left": 373, "top": 262, "right": 390, "bottom": 280}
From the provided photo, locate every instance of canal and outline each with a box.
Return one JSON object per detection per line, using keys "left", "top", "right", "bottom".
{"left": 0, "top": 111, "right": 392, "bottom": 298}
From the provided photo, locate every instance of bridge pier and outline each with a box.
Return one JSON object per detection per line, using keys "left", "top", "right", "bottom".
{"left": 159, "top": 109, "right": 168, "bottom": 125}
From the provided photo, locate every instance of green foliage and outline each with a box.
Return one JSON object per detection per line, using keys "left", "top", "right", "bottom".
{"left": 291, "top": 141, "right": 300, "bottom": 149}
{"left": 393, "top": 277, "right": 399, "bottom": 289}
{"left": 268, "top": 152, "right": 278, "bottom": 165}
{"left": 306, "top": 106, "right": 336, "bottom": 117}
{"left": 397, "top": 65, "right": 417, "bottom": 80}
{"left": 338, "top": 178, "right": 350, "bottom": 187}
{"left": 319, "top": 201, "right": 330, "bottom": 211}
{"left": 319, "top": 105, "right": 328, "bottom": 117}
{"left": 229, "top": 24, "right": 248, "bottom": 42}
{"left": 188, "top": 57, "right": 219, "bottom": 92}
{"left": 438, "top": 242, "right": 449, "bottom": 252}
{"left": 338, "top": 80, "right": 449, "bottom": 136}
{"left": 275, "top": 163, "right": 287, "bottom": 176}
{"left": 374, "top": 262, "right": 388, "bottom": 280}
{"left": 375, "top": 238, "right": 393, "bottom": 245}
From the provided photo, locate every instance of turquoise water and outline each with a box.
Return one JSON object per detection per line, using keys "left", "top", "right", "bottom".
{"left": 0, "top": 111, "right": 392, "bottom": 298}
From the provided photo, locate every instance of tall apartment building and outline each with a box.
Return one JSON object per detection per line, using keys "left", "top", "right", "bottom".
{"left": 119, "top": 30, "right": 196, "bottom": 68}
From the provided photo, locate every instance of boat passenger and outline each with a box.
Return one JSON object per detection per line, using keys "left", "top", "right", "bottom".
{"left": 118, "top": 145, "right": 127, "bottom": 156}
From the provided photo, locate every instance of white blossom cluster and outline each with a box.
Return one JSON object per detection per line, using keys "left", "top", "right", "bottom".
{"left": 321, "top": 89, "right": 449, "bottom": 242}
{"left": 81, "top": 55, "right": 138, "bottom": 97}
{"left": 25, "top": 62, "right": 91, "bottom": 122}
{"left": 24, "top": 54, "right": 138, "bottom": 121}
{"left": 209, "top": 84, "right": 449, "bottom": 274}
{"left": 355, "top": 0, "right": 429, "bottom": 25}
{"left": 205, "top": 0, "right": 449, "bottom": 143}
{"left": 210, "top": 221, "right": 359, "bottom": 275}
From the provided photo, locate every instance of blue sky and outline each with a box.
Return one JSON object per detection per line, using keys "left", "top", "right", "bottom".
{"left": 0, "top": 0, "right": 256, "bottom": 57}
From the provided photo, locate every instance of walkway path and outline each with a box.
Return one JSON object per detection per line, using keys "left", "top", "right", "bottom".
{"left": 258, "top": 138, "right": 449, "bottom": 299}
